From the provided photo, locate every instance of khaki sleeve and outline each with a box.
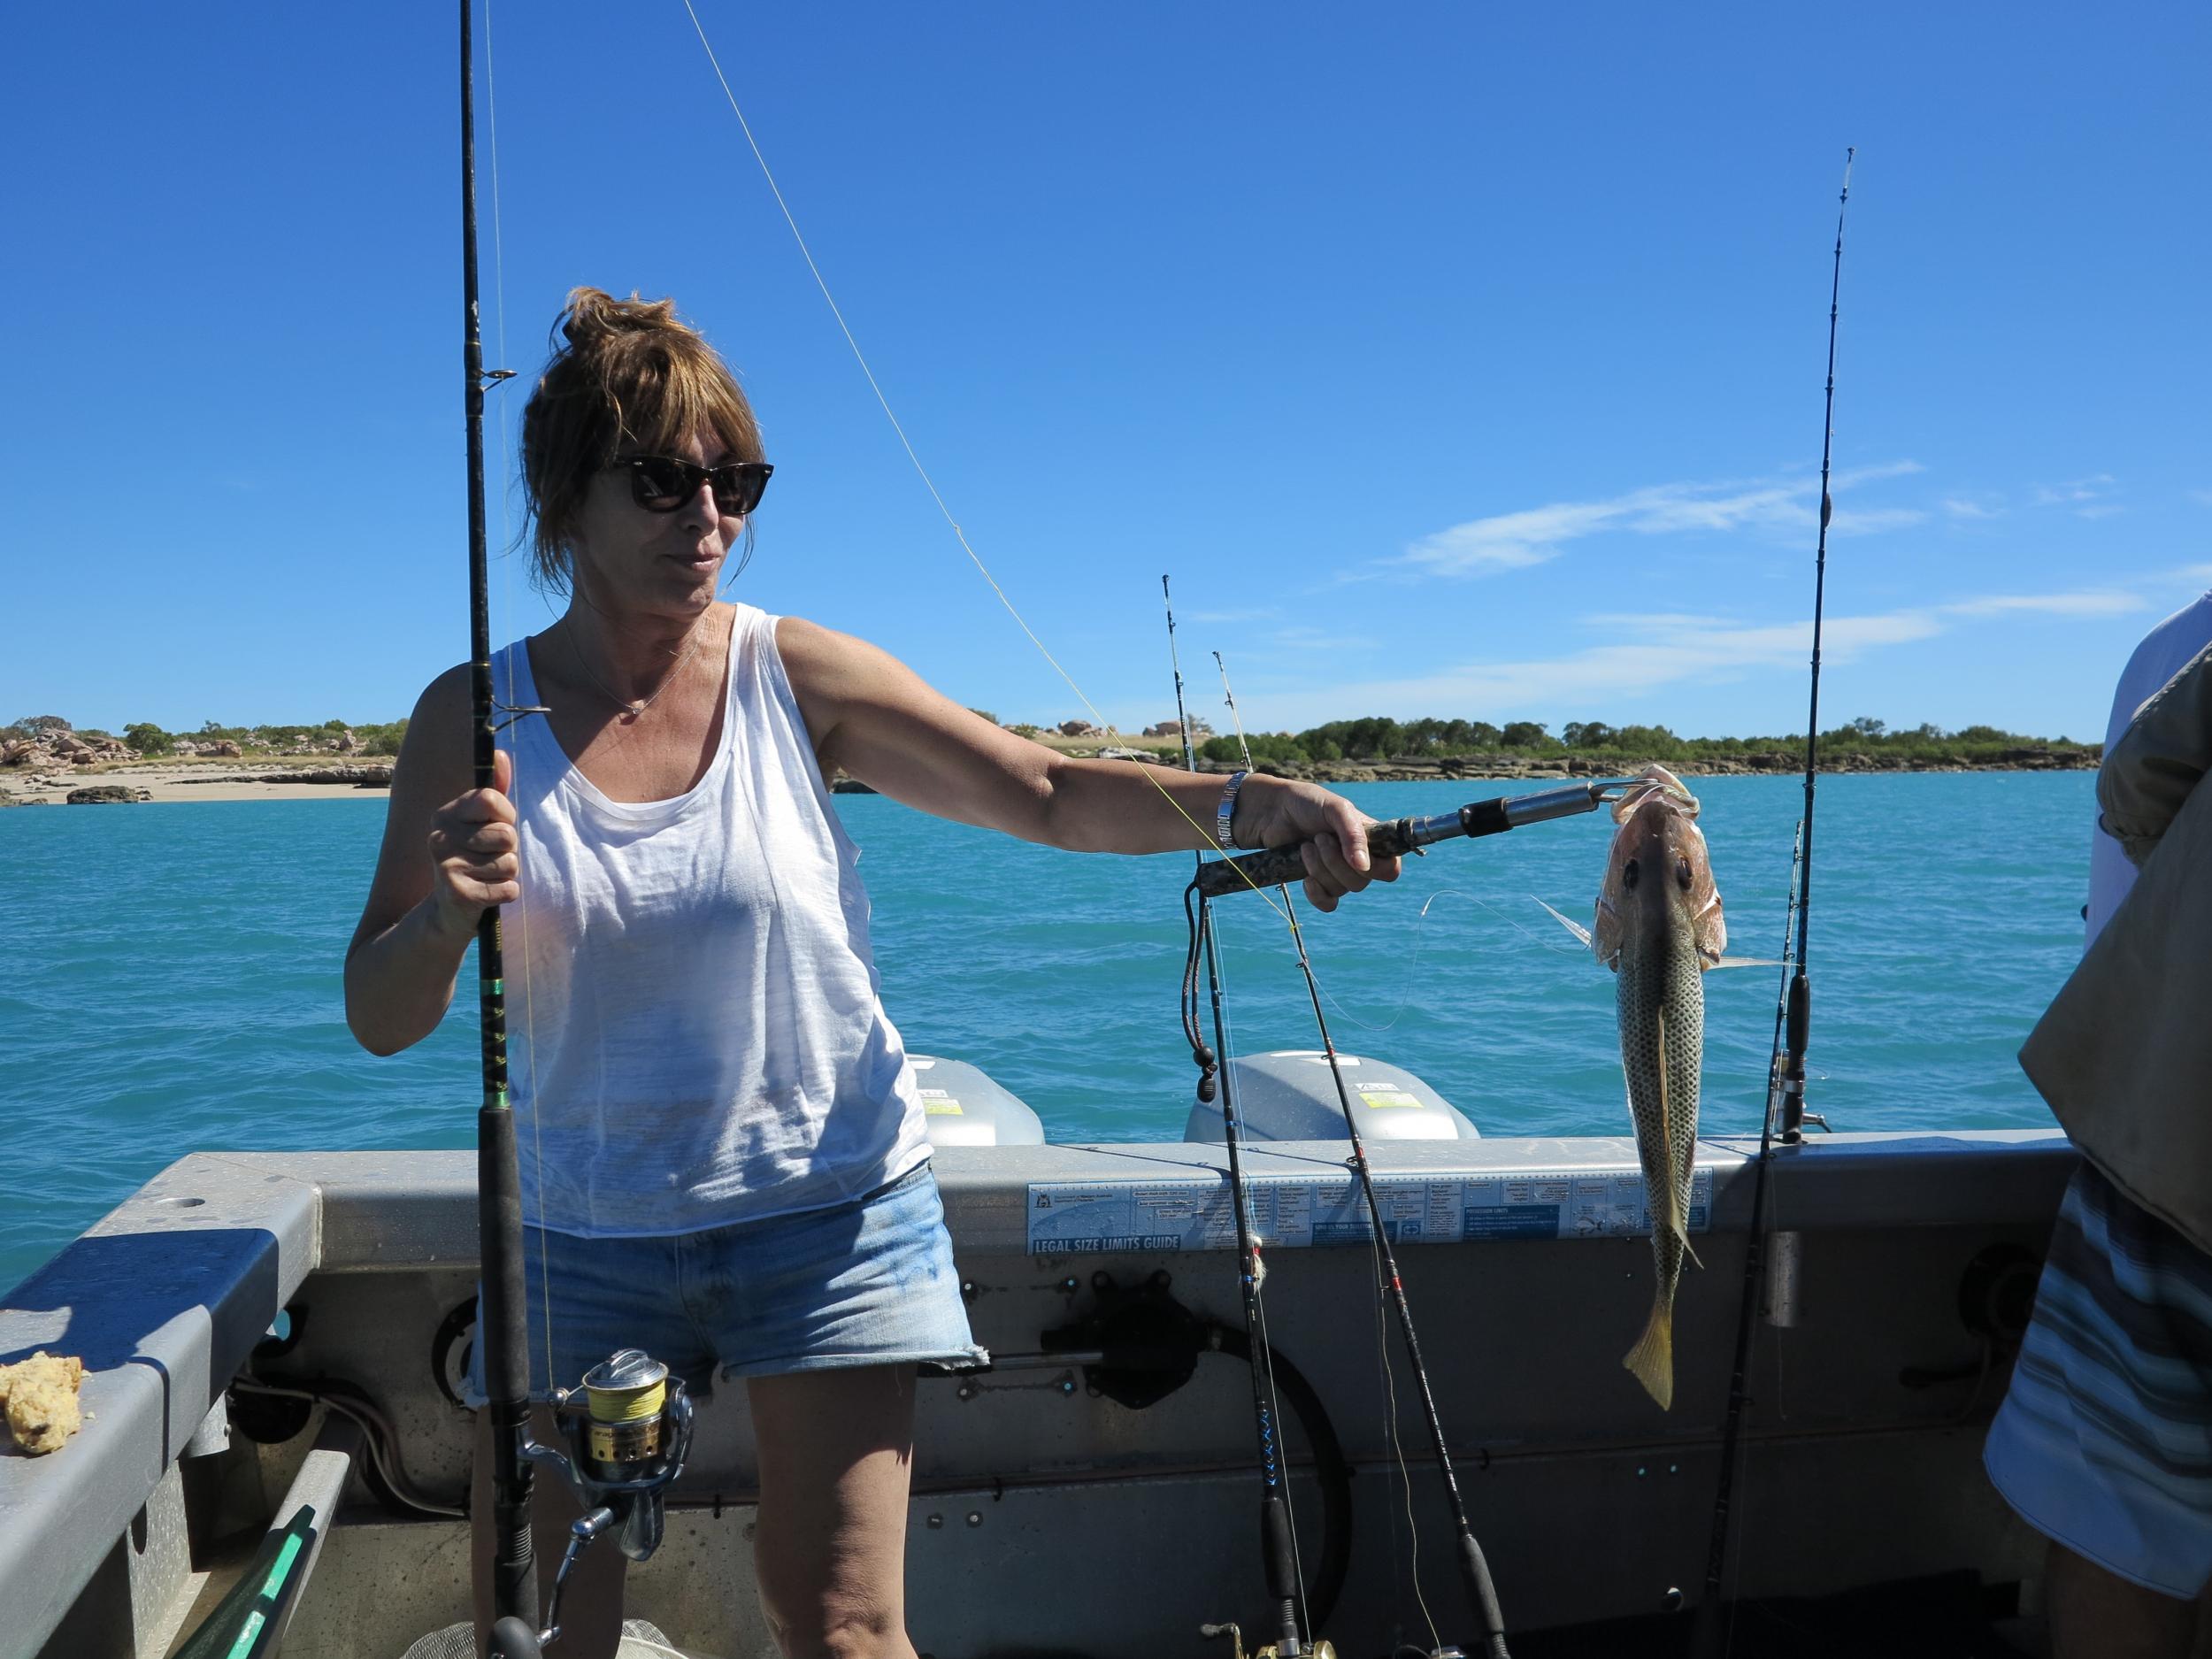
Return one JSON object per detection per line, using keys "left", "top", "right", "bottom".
{"left": 2100, "top": 641, "right": 2212, "bottom": 866}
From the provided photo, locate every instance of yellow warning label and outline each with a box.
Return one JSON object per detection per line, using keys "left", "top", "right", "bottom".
{"left": 1359, "top": 1088, "right": 1425, "bottom": 1110}
{"left": 924, "top": 1099, "right": 965, "bottom": 1116}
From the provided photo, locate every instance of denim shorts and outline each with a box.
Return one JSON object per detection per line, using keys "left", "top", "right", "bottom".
{"left": 464, "top": 1161, "right": 986, "bottom": 1404}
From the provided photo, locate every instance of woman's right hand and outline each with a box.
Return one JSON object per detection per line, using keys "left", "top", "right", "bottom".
{"left": 426, "top": 747, "right": 519, "bottom": 935}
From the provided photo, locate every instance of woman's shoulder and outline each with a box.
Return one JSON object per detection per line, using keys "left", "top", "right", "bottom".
{"left": 392, "top": 657, "right": 506, "bottom": 801}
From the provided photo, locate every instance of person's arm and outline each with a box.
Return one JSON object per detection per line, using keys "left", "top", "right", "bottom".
{"left": 343, "top": 666, "right": 522, "bottom": 1054}
{"left": 2100, "top": 641, "right": 2212, "bottom": 867}
{"left": 775, "top": 618, "right": 1399, "bottom": 910}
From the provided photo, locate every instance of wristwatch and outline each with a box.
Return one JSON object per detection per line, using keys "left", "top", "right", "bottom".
{"left": 1216, "top": 770, "right": 1248, "bottom": 850}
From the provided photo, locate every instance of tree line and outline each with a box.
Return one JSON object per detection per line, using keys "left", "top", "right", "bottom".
{"left": 8, "top": 710, "right": 2096, "bottom": 768}
{"left": 1191, "top": 714, "right": 2093, "bottom": 766}
{"left": 5, "top": 715, "right": 410, "bottom": 757}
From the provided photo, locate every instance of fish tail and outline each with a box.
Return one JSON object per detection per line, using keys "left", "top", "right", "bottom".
{"left": 1623, "top": 1288, "right": 1675, "bottom": 1410}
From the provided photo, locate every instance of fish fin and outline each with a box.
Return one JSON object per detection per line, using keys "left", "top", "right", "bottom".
{"left": 1683, "top": 1235, "right": 1705, "bottom": 1272}
{"left": 1623, "top": 1293, "right": 1675, "bottom": 1409}
{"left": 1533, "top": 897, "right": 1594, "bottom": 951}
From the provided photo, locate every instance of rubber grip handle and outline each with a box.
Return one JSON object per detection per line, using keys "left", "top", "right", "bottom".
{"left": 1194, "top": 818, "right": 1417, "bottom": 900}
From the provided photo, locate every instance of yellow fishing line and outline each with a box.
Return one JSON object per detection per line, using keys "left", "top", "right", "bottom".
{"left": 679, "top": 0, "right": 1294, "bottom": 919}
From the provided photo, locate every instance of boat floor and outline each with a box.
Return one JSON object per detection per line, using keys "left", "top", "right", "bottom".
{"left": 1514, "top": 1571, "right": 2044, "bottom": 1658}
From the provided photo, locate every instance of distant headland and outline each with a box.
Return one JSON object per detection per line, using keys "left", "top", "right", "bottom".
{"left": 0, "top": 711, "right": 2096, "bottom": 806}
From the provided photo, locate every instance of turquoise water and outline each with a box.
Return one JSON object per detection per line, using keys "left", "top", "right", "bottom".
{"left": 0, "top": 774, "right": 2089, "bottom": 1291}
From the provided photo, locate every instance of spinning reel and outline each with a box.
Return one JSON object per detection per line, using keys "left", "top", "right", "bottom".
{"left": 499, "top": 1348, "right": 696, "bottom": 1653}
{"left": 1201, "top": 1622, "right": 1338, "bottom": 1659}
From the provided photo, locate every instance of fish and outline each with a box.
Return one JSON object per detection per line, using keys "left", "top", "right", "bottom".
{"left": 1550, "top": 764, "right": 1728, "bottom": 1409}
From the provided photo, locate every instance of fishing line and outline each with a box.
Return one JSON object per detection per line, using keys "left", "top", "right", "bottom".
{"left": 1281, "top": 888, "right": 1584, "bottom": 1043}
{"left": 1699, "top": 819, "right": 1812, "bottom": 1657}
{"left": 1694, "top": 148, "right": 1856, "bottom": 1655}
{"left": 1211, "top": 651, "right": 1512, "bottom": 1659}
{"left": 459, "top": 0, "right": 540, "bottom": 1634}
{"left": 1163, "top": 580, "right": 1317, "bottom": 1654}
{"left": 676, "top": 0, "right": 1295, "bottom": 922}
{"left": 475, "top": 0, "right": 562, "bottom": 1425}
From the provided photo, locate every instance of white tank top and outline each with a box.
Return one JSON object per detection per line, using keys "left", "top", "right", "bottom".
{"left": 491, "top": 603, "right": 929, "bottom": 1238}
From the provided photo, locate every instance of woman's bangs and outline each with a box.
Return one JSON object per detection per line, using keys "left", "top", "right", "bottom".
{"left": 622, "top": 349, "right": 761, "bottom": 465}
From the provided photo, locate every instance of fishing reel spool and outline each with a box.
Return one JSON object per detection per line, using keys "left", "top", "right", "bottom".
{"left": 518, "top": 1348, "right": 695, "bottom": 1647}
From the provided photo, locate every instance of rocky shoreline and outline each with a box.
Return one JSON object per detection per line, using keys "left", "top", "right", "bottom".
{"left": 0, "top": 751, "right": 2093, "bottom": 808}
{"left": 0, "top": 760, "right": 396, "bottom": 807}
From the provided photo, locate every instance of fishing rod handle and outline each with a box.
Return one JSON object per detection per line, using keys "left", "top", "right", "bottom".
{"left": 1193, "top": 780, "right": 1616, "bottom": 900}
{"left": 1193, "top": 810, "right": 1460, "bottom": 899}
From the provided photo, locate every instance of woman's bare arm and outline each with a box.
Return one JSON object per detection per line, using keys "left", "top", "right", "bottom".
{"left": 343, "top": 666, "right": 520, "bottom": 1054}
{"left": 775, "top": 618, "right": 1397, "bottom": 910}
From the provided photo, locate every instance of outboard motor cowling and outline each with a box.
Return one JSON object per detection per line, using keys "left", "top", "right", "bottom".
{"left": 908, "top": 1056, "right": 1047, "bottom": 1146}
{"left": 1183, "top": 1051, "right": 1479, "bottom": 1143}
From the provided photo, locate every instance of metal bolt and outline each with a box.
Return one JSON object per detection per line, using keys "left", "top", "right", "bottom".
{"left": 960, "top": 1279, "right": 978, "bottom": 1302}
{"left": 1058, "top": 1377, "right": 1076, "bottom": 1395}
{"left": 956, "top": 1382, "right": 976, "bottom": 1402}
{"left": 966, "top": 1511, "right": 983, "bottom": 1528}
{"left": 926, "top": 1513, "right": 943, "bottom": 1529}
{"left": 1057, "top": 1276, "right": 1079, "bottom": 1295}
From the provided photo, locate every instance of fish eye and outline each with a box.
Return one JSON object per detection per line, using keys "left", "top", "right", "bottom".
{"left": 1623, "top": 858, "right": 1640, "bottom": 890}
{"left": 1676, "top": 857, "right": 1693, "bottom": 889}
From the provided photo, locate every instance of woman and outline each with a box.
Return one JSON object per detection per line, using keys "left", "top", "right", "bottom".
{"left": 344, "top": 288, "right": 1395, "bottom": 1659}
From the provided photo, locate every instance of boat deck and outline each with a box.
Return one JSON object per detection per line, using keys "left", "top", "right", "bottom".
{"left": 1, "top": 1132, "right": 2072, "bottom": 1658}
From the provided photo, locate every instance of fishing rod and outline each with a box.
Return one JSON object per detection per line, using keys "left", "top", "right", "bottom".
{"left": 463, "top": 16, "right": 695, "bottom": 1655}
{"left": 1777, "top": 146, "right": 1854, "bottom": 1147}
{"left": 1194, "top": 780, "right": 1632, "bottom": 902}
{"left": 1688, "top": 149, "right": 1855, "bottom": 1659}
{"left": 459, "top": 4, "right": 540, "bottom": 1652}
{"left": 1164, "top": 579, "right": 1317, "bottom": 1659}
{"left": 1197, "top": 638, "right": 1513, "bottom": 1659}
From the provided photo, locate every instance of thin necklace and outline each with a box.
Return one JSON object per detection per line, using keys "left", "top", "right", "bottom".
{"left": 563, "top": 615, "right": 707, "bottom": 719}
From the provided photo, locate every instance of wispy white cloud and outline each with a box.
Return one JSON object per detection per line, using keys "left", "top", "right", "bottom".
{"left": 2032, "top": 474, "right": 2121, "bottom": 518}
{"left": 1940, "top": 590, "right": 2145, "bottom": 619}
{"left": 1182, "top": 607, "right": 1281, "bottom": 625}
{"left": 2189, "top": 489, "right": 2212, "bottom": 508}
{"left": 2032, "top": 474, "right": 2115, "bottom": 504}
{"left": 1386, "top": 462, "right": 1924, "bottom": 580}
{"left": 1942, "top": 496, "right": 2005, "bottom": 521}
{"left": 1827, "top": 506, "right": 1929, "bottom": 534}
{"left": 1238, "top": 581, "right": 2145, "bottom": 727}
{"left": 1577, "top": 611, "right": 1739, "bottom": 633}
{"left": 1271, "top": 625, "right": 1377, "bottom": 651}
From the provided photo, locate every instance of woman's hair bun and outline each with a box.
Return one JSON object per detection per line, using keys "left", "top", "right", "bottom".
{"left": 558, "top": 286, "right": 682, "bottom": 347}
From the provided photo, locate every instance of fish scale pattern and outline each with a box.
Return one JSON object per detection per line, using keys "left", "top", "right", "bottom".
{"left": 1601, "top": 769, "right": 1718, "bottom": 1412}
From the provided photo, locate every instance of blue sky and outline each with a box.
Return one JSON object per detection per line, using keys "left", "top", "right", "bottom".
{"left": 4, "top": 4, "right": 2205, "bottom": 742}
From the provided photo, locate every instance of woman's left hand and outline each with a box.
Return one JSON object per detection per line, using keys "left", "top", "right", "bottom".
{"left": 1232, "top": 777, "right": 1402, "bottom": 912}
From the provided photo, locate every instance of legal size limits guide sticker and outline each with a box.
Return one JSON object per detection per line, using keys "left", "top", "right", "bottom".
{"left": 1024, "top": 1167, "right": 1714, "bottom": 1255}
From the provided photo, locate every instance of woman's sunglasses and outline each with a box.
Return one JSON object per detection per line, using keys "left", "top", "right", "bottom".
{"left": 613, "top": 454, "right": 773, "bottom": 517}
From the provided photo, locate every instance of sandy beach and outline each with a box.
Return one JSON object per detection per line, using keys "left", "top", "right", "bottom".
{"left": 0, "top": 760, "right": 392, "bottom": 807}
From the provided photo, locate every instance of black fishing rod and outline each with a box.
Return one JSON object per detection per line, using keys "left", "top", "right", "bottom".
{"left": 1197, "top": 636, "right": 1512, "bottom": 1659}
{"left": 460, "top": 5, "right": 539, "bottom": 1655}
{"left": 1688, "top": 149, "right": 1855, "bottom": 1659}
{"left": 1164, "top": 579, "right": 1313, "bottom": 1659}
{"left": 1777, "top": 146, "right": 1853, "bottom": 1147}
{"left": 1194, "top": 781, "right": 1627, "bottom": 902}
